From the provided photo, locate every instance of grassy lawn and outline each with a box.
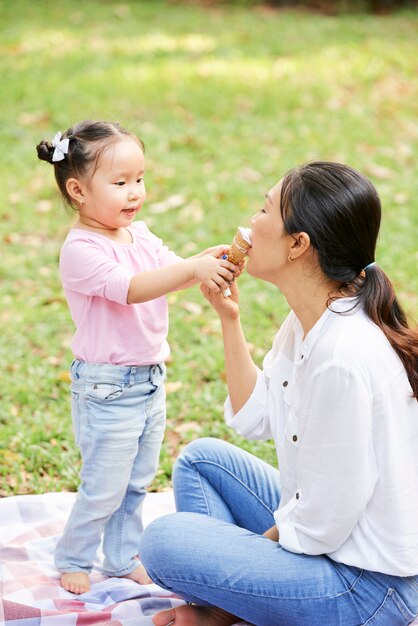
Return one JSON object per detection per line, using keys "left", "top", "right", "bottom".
{"left": 0, "top": 0, "right": 417, "bottom": 496}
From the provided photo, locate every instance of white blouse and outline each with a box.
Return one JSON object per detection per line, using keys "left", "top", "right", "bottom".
{"left": 224, "top": 299, "right": 418, "bottom": 576}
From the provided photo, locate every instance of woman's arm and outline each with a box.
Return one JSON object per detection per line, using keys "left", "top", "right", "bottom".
{"left": 201, "top": 281, "right": 258, "bottom": 413}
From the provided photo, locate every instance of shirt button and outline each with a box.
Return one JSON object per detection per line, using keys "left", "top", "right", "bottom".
{"left": 283, "top": 381, "right": 288, "bottom": 387}
{"left": 292, "top": 435, "right": 298, "bottom": 442}
{"left": 296, "top": 492, "right": 300, "bottom": 500}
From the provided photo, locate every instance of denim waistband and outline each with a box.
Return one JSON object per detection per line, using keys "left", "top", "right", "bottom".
{"left": 70, "top": 359, "right": 166, "bottom": 385}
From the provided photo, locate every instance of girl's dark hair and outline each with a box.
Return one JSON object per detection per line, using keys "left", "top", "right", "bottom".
{"left": 36, "top": 120, "right": 144, "bottom": 208}
{"left": 280, "top": 161, "right": 418, "bottom": 399}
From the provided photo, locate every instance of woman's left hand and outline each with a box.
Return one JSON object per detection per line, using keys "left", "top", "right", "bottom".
{"left": 201, "top": 279, "right": 241, "bottom": 321}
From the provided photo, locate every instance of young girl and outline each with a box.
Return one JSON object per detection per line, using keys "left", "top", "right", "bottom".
{"left": 36, "top": 120, "right": 238, "bottom": 595}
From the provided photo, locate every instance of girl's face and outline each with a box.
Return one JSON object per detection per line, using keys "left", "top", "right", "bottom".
{"left": 246, "top": 179, "right": 294, "bottom": 284}
{"left": 78, "top": 137, "right": 146, "bottom": 232}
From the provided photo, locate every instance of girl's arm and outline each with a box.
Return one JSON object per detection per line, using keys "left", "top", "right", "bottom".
{"left": 201, "top": 280, "right": 258, "bottom": 413}
{"left": 127, "top": 254, "right": 236, "bottom": 304}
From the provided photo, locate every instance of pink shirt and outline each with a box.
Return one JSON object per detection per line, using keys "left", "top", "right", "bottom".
{"left": 59, "top": 221, "right": 182, "bottom": 366}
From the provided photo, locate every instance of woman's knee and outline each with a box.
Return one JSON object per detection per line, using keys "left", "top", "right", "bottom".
{"left": 139, "top": 512, "right": 201, "bottom": 581}
{"left": 173, "top": 437, "right": 227, "bottom": 473}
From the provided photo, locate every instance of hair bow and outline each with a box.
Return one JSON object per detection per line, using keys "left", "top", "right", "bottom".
{"left": 52, "top": 132, "right": 70, "bottom": 162}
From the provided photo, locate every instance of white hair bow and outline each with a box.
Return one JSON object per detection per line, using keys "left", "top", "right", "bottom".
{"left": 52, "top": 132, "right": 70, "bottom": 162}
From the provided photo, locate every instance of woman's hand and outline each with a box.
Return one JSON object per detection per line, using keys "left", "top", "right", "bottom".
{"left": 201, "top": 278, "right": 240, "bottom": 321}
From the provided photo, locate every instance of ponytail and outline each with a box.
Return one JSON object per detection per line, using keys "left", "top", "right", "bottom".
{"left": 359, "top": 264, "right": 418, "bottom": 399}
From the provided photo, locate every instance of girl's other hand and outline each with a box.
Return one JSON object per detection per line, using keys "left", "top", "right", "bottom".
{"left": 193, "top": 244, "right": 230, "bottom": 259}
{"left": 201, "top": 279, "right": 240, "bottom": 321}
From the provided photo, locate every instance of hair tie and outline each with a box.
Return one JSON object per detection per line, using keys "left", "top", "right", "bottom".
{"left": 52, "top": 131, "right": 70, "bottom": 162}
{"left": 364, "top": 261, "right": 376, "bottom": 271}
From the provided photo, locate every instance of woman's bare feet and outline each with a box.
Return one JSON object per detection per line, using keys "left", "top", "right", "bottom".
{"left": 121, "top": 563, "right": 152, "bottom": 585}
{"left": 60, "top": 571, "right": 90, "bottom": 594}
{"left": 152, "top": 605, "right": 239, "bottom": 626}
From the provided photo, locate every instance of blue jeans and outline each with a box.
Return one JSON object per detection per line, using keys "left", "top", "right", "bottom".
{"left": 139, "top": 438, "right": 418, "bottom": 626}
{"left": 55, "top": 359, "right": 166, "bottom": 577}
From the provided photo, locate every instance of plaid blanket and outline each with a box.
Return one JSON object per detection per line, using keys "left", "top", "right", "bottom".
{"left": 0, "top": 491, "right": 185, "bottom": 626}
{"left": 2, "top": 492, "right": 414, "bottom": 626}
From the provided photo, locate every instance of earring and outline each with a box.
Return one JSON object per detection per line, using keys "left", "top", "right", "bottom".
{"left": 288, "top": 254, "right": 294, "bottom": 262}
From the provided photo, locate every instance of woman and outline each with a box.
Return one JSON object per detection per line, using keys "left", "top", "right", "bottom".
{"left": 139, "top": 162, "right": 418, "bottom": 626}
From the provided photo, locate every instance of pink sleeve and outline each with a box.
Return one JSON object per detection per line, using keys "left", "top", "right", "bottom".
{"left": 60, "top": 239, "right": 133, "bottom": 305}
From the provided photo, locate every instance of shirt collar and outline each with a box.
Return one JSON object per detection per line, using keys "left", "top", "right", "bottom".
{"left": 295, "top": 297, "right": 359, "bottom": 360}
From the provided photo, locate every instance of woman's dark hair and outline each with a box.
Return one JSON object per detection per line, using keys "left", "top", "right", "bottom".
{"left": 280, "top": 161, "right": 418, "bottom": 399}
{"left": 36, "top": 120, "right": 144, "bottom": 209}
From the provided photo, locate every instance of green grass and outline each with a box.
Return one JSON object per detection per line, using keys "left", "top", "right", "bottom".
{"left": 0, "top": 0, "right": 417, "bottom": 495}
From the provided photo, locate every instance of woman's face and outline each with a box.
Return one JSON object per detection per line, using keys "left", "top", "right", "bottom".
{"left": 246, "top": 179, "right": 294, "bottom": 284}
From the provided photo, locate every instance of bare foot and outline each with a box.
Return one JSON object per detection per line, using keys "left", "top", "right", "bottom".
{"left": 152, "top": 604, "right": 239, "bottom": 626}
{"left": 60, "top": 571, "right": 90, "bottom": 594}
{"left": 121, "top": 563, "right": 152, "bottom": 585}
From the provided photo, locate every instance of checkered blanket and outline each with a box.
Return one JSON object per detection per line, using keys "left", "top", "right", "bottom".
{"left": 2, "top": 492, "right": 415, "bottom": 626}
{"left": 0, "top": 491, "right": 185, "bottom": 626}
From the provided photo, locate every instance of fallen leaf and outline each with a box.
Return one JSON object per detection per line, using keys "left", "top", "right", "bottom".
{"left": 174, "top": 421, "right": 202, "bottom": 435}
{"left": 365, "top": 163, "right": 393, "bottom": 180}
{"left": 148, "top": 194, "right": 186, "bottom": 214}
{"left": 36, "top": 199, "right": 53, "bottom": 213}
{"left": 165, "top": 381, "right": 183, "bottom": 393}
{"left": 181, "top": 301, "right": 203, "bottom": 316}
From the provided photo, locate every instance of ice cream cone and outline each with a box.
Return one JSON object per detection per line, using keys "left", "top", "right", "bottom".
{"left": 223, "top": 227, "right": 252, "bottom": 297}
{"left": 227, "top": 227, "right": 252, "bottom": 264}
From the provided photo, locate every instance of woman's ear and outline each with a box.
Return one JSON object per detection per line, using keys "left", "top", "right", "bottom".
{"left": 289, "top": 231, "right": 311, "bottom": 260}
{"left": 66, "top": 177, "right": 85, "bottom": 206}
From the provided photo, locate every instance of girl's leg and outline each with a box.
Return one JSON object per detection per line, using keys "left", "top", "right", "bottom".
{"left": 102, "top": 365, "right": 166, "bottom": 577}
{"left": 55, "top": 363, "right": 164, "bottom": 584}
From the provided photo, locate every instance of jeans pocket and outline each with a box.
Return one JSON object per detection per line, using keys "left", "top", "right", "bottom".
{"left": 85, "top": 382, "right": 124, "bottom": 402}
{"left": 363, "top": 588, "right": 417, "bottom": 625}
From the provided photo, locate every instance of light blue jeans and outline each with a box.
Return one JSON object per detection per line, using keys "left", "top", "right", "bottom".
{"left": 55, "top": 359, "right": 166, "bottom": 577}
{"left": 139, "top": 438, "right": 418, "bottom": 626}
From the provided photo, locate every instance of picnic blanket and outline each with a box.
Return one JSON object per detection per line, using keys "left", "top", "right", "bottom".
{"left": 0, "top": 491, "right": 186, "bottom": 626}
{"left": 1, "top": 492, "right": 416, "bottom": 626}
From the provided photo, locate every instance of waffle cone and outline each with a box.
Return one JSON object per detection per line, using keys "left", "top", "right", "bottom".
{"left": 227, "top": 229, "right": 252, "bottom": 264}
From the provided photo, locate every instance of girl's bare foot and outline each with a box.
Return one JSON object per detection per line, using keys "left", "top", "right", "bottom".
{"left": 121, "top": 563, "right": 152, "bottom": 585}
{"left": 60, "top": 571, "right": 90, "bottom": 594}
{"left": 152, "top": 604, "right": 239, "bottom": 626}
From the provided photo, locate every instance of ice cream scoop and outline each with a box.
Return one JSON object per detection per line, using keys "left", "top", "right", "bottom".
{"left": 223, "top": 227, "right": 252, "bottom": 296}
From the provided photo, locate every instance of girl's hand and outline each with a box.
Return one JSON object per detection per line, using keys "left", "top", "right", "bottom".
{"left": 201, "top": 278, "right": 240, "bottom": 321}
{"left": 192, "top": 244, "right": 230, "bottom": 259}
{"left": 190, "top": 255, "right": 237, "bottom": 293}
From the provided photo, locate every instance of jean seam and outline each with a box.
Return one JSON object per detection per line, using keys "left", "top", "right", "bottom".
{"left": 189, "top": 459, "right": 276, "bottom": 516}
{"left": 391, "top": 589, "right": 417, "bottom": 620}
{"left": 156, "top": 572, "right": 364, "bottom": 601}
{"left": 195, "top": 468, "right": 211, "bottom": 516}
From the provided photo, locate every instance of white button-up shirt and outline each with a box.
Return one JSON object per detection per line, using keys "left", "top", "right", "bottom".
{"left": 224, "top": 299, "right": 418, "bottom": 576}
